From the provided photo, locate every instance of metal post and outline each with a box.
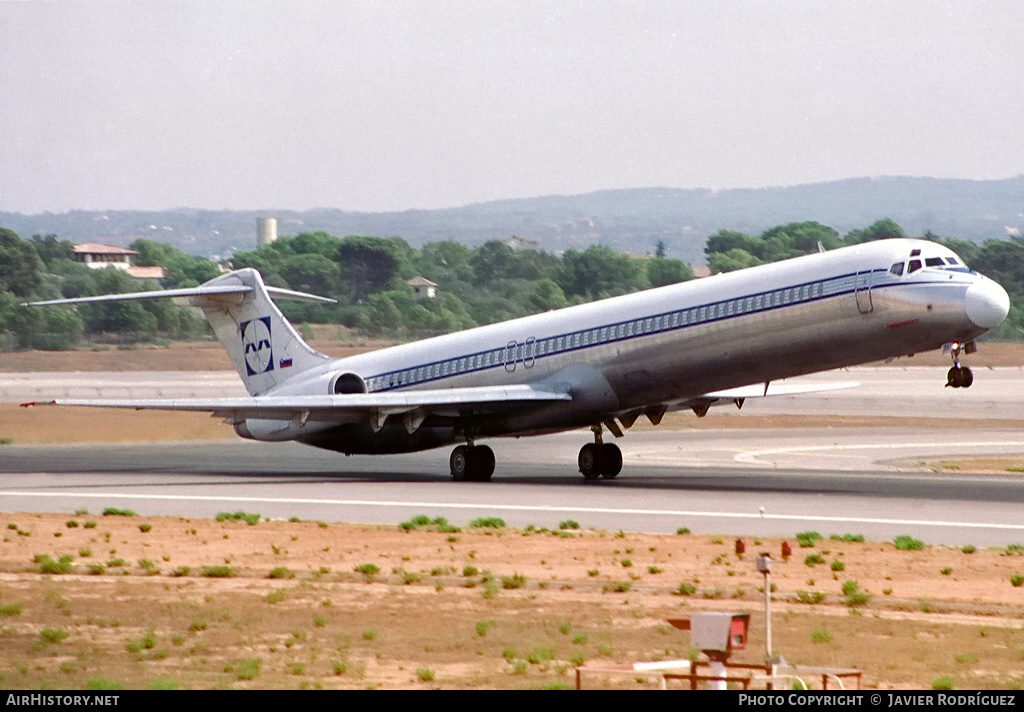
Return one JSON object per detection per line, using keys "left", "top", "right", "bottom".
{"left": 756, "top": 553, "right": 774, "bottom": 682}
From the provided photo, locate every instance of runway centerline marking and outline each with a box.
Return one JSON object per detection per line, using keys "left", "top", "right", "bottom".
{"left": 2, "top": 491, "right": 1023, "bottom": 532}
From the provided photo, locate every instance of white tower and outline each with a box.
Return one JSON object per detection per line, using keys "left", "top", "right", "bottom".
{"left": 256, "top": 217, "right": 278, "bottom": 247}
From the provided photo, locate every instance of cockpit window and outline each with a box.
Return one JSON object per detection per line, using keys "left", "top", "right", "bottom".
{"left": 925, "top": 257, "right": 945, "bottom": 267}
{"left": 907, "top": 259, "right": 922, "bottom": 274}
{"left": 946, "top": 257, "right": 959, "bottom": 265}
{"left": 889, "top": 262, "right": 904, "bottom": 276}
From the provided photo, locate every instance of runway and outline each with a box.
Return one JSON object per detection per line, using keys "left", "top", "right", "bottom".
{"left": 2, "top": 427, "right": 1023, "bottom": 547}
{"left": 2, "top": 366, "right": 1023, "bottom": 546}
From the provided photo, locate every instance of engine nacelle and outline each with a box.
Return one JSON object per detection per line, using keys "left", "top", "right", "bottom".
{"left": 330, "top": 372, "right": 366, "bottom": 394}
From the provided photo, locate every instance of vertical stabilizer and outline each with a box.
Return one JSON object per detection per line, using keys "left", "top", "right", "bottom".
{"left": 188, "top": 269, "right": 332, "bottom": 395}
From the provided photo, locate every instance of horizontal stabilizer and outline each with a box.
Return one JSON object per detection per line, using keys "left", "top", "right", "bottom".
{"left": 23, "top": 283, "right": 335, "bottom": 307}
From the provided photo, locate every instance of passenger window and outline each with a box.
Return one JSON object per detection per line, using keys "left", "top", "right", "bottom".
{"left": 907, "top": 260, "right": 922, "bottom": 274}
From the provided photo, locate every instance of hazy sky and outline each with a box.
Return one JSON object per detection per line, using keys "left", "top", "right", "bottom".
{"left": 2, "top": 1, "right": 1022, "bottom": 214}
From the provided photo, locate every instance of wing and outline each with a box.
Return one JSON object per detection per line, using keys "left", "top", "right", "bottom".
{"left": 21, "top": 384, "right": 572, "bottom": 431}
{"left": 607, "top": 379, "right": 860, "bottom": 429}
{"left": 676, "top": 379, "right": 860, "bottom": 417}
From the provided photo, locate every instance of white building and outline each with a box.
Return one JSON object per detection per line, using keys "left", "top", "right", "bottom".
{"left": 73, "top": 244, "right": 165, "bottom": 280}
{"left": 408, "top": 276, "right": 438, "bottom": 300}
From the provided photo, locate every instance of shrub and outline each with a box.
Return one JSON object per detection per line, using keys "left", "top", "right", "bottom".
{"left": 416, "top": 667, "right": 435, "bottom": 682}
{"left": 676, "top": 527, "right": 691, "bottom": 535}
{"left": 469, "top": 517, "right": 505, "bottom": 528}
{"left": 961, "top": 544, "right": 976, "bottom": 554}
{"left": 38, "top": 554, "right": 74, "bottom": 574}
{"left": 810, "top": 628, "right": 831, "bottom": 644}
{"left": 501, "top": 573, "right": 526, "bottom": 589}
{"left": 829, "top": 533, "right": 865, "bottom": 542}
{"left": 102, "top": 508, "right": 136, "bottom": 517}
{"left": 215, "top": 511, "right": 260, "bottom": 525}
{"left": 40, "top": 627, "right": 69, "bottom": 644}
{"left": 267, "top": 566, "right": 294, "bottom": 579}
{"left": 138, "top": 523, "right": 152, "bottom": 533}
{"left": 830, "top": 559, "right": 845, "bottom": 571}
{"left": 1010, "top": 574, "right": 1024, "bottom": 588}
{"left": 893, "top": 535, "right": 925, "bottom": 550}
{"left": 559, "top": 520, "right": 580, "bottom": 530}
{"left": 234, "top": 658, "right": 260, "bottom": 680}
{"left": 0, "top": 603, "right": 23, "bottom": 616}
{"left": 796, "top": 531, "right": 822, "bottom": 548}
{"left": 795, "top": 590, "right": 826, "bottom": 604}
{"left": 354, "top": 563, "right": 380, "bottom": 581}
{"left": 841, "top": 580, "right": 871, "bottom": 607}
{"left": 675, "top": 582, "right": 697, "bottom": 596}
{"left": 932, "top": 675, "right": 954, "bottom": 690}
{"left": 603, "top": 581, "right": 631, "bottom": 593}
{"left": 199, "top": 565, "right": 234, "bottom": 578}
{"left": 804, "top": 554, "right": 825, "bottom": 566}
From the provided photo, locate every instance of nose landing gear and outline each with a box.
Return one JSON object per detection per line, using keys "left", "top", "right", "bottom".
{"left": 945, "top": 341, "right": 974, "bottom": 388}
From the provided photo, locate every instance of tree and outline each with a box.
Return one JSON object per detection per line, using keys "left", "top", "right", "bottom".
{"left": 647, "top": 257, "right": 694, "bottom": 288}
{"left": 843, "top": 218, "right": 905, "bottom": 245}
{"left": 0, "top": 228, "right": 43, "bottom": 297}
{"left": 707, "top": 248, "right": 763, "bottom": 274}
{"left": 557, "top": 245, "right": 648, "bottom": 299}
{"left": 337, "top": 236, "right": 403, "bottom": 302}
{"left": 30, "top": 234, "right": 74, "bottom": 265}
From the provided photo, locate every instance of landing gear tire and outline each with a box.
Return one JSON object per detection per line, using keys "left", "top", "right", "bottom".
{"left": 450, "top": 444, "right": 495, "bottom": 481}
{"left": 469, "top": 445, "right": 495, "bottom": 482}
{"left": 450, "top": 445, "right": 470, "bottom": 481}
{"left": 600, "top": 443, "right": 622, "bottom": 479}
{"left": 579, "top": 442, "right": 623, "bottom": 480}
{"left": 578, "top": 443, "right": 602, "bottom": 480}
{"left": 946, "top": 366, "right": 974, "bottom": 388}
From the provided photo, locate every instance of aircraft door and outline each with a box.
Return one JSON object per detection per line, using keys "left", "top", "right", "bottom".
{"left": 504, "top": 340, "right": 517, "bottom": 372}
{"left": 523, "top": 337, "right": 536, "bottom": 368}
{"left": 855, "top": 271, "right": 873, "bottom": 314}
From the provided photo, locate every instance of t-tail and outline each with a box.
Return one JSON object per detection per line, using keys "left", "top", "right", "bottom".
{"left": 24, "top": 268, "right": 335, "bottom": 396}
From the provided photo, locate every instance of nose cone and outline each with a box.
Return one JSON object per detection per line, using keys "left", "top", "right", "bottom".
{"left": 965, "top": 277, "right": 1010, "bottom": 330}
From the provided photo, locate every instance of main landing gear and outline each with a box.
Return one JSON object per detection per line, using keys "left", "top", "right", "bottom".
{"left": 945, "top": 341, "right": 974, "bottom": 389}
{"left": 578, "top": 425, "right": 622, "bottom": 480}
{"left": 450, "top": 444, "right": 495, "bottom": 481}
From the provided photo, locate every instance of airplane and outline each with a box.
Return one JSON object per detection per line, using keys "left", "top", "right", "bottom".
{"left": 22, "top": 237, "right": 1010, "bottom": 482}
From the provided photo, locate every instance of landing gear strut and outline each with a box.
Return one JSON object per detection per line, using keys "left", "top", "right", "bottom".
{"left": 578, "top": 426, "right": 622, "bottom": 480}
{"left": 945, "top": 342, "right": 974, "bottom": 388}
{"left": 450, "top": 444, "right": 495, "bottom": 481}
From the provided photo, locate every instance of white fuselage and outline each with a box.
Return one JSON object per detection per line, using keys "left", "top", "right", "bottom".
{"left": 267, "top": 239, "right": 1007, "bottom": 454}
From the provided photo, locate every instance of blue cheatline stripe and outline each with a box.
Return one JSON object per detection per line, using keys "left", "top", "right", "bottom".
{"left": 367, "top": 269, "right": 960, "bottom": 392}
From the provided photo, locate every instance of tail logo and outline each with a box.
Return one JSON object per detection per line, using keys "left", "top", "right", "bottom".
{"left": 241, "top": 317, "right": 274, "bottom": 376}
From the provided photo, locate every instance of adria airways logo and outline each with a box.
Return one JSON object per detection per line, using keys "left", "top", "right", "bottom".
{"left": 240, "top": 317, "right": 274, "bottom": 376}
